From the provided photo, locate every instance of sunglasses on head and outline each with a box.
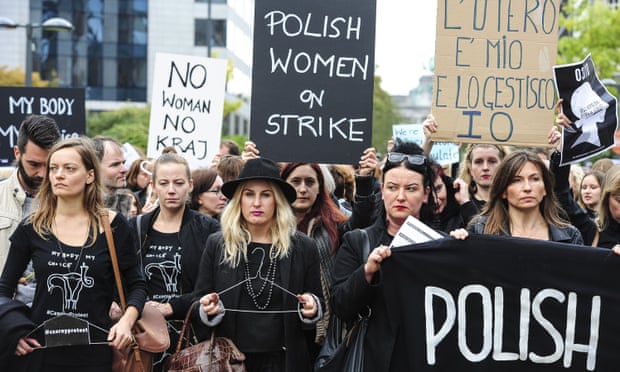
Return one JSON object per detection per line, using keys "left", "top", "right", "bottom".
{"left": 386, "top": 152, "right": 427, "bottom": 166}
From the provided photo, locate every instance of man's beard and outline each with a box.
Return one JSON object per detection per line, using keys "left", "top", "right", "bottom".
{"left": 18, "top": 158, "right": 43, "bottom": 192}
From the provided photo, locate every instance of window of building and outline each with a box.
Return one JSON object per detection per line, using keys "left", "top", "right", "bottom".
{"left": 195, "top": 19, "right": 227, "bottom": 47}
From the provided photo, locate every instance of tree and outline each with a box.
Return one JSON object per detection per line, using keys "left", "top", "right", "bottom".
{"left": 87, "top": 99, "right": 242, "bottom": 154}
{"left": 0, "top": 65, "right": 58, "bottom": 87}
{"left": 373, "top": 75, "right": 403, "bottom": 154}
{"left": 558, "top": 1, "right": 620, "bottom": 160}
{"left": 558, "top": 0, "right": 620, "bottom": 81}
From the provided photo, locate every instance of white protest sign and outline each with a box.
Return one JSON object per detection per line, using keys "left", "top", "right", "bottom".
{"left": 390, "top": 215, "right": 443, "bottom": 248}
{"left": 393, "top": 124, "right": 460, "bottom": 165}
{"left": 148, "top": 53, "right": 227, "bottom": 168}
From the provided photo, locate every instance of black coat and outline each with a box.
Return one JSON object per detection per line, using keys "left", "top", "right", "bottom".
{"left": 330, "top": 216, "right": 404, "bottom": 372}
{"left": 0, "top": 298, "right": 35, "bottom": 366}
{"left": 129, "top": 205, "right": 220, "bottom": 318}
{"left": 193, "top": 231, "right": 323, "bottom": 372}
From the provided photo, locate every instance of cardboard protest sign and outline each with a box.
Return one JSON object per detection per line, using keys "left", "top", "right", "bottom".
{"left": 393, "top": 123, "right": 460, "bottom": 165}
{"left": 0, "top": 87, "right": 85, "bottom": 165}
{"left": 250, "top": 0, "right": 376, "bottom": 164}
{"left": 148, "top": 53, "right": 227, "bottom": 168}
{"left": 382, "top": 235, "right": 620, "bottom": 371}
{"left": 432, "top": 1, "right": 559, "bottom": 147}
{"left": 553, "top": 54, "right": 618, "bottom": 165}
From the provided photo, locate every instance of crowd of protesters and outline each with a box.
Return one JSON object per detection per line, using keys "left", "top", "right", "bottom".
{"left": 0, "top": 110, "right": 619, "bottom": 371}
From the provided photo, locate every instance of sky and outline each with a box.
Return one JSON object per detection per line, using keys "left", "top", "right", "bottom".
{"left": 375, "top": 1, "right": 438, "bottom": 96}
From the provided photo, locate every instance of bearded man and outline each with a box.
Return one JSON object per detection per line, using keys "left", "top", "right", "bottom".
{"left": 0, "top": 115, "right": 60, "bottom": 304}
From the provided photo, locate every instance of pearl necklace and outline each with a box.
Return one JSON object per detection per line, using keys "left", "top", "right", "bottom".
{"left": 244, "top": 246, "right": 277, "bottom": 310}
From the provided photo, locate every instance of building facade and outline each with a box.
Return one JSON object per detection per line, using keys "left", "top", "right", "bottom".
{"left": 0, "top": 0, "right": 252, "bottom": 136}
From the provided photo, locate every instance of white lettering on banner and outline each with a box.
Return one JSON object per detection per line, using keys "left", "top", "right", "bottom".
{"left": 0, "top": 125, "right": 19, "bottom": 147}
{"left": 264, "top": 11, "right": 362, "bottom": 40}
{"left": 39, "top": 97, "right": 75, "bottom": 115}
{"left": 425, "top": 285, "right": 600, "bottom": 370}
{"left": 266, "top": 114, "right": 365, "bottom": 141}
{"left": 270, "top": 48, "right": 369, "bottom": 80}
{"left": 9, "top": 96, "right": 34, "bottom": 114}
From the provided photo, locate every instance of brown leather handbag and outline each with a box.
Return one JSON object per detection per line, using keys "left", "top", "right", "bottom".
{"left": 102, "top": 212, "right": 170, "bottom": 372}
{"left": 166, "top": 302, "right": 246, "bottom": 372}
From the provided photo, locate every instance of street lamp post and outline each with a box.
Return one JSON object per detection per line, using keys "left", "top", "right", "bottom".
{"left": 0, "top": 16, "right": 74, "bottom": 86}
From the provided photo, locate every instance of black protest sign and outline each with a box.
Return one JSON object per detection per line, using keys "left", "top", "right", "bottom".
{"left": 0, "top": 87, "right": 85, "bottom": 166}
{"left": 553, "top": 55, "right": 618, "bottom": 166}
{"left": 382, "top": 235, "right": 620, "bottom": 371}
{"left": 250, "top": 0, "right": 376, "bottom": 164}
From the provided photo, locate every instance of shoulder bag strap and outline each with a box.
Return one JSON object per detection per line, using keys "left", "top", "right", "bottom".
{"left": 101, "top": 211, "right": 127, "bottom": 311}
{"left": 360, "top": 229, "right": 370, "bottom": 261}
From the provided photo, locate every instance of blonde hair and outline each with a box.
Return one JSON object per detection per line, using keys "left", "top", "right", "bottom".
{"left": 219, "top": 180, "right": 296, "bottom": 267}
{"left": 597, "top": 170, "right": 620, "bottom": 230}
{"left": 459, "top": 144, "right": 507, "bottom": 195}
{"left": 30, "top": 137, "right": 104, "bottom": 245}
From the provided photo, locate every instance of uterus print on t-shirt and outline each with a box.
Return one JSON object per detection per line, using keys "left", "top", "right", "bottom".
{"left": 46, "top": 248, "right": 96, "bottom": 318}
{"left": 144, "top": 241, "right": 183, "bottom": 302}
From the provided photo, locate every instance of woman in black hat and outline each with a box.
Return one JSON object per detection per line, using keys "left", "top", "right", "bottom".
{"left": 193, "top": 157, "right": 323, "bottom": 372}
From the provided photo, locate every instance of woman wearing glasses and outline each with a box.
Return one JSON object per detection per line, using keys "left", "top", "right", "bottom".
{"left": 330, "top": 139, "right": 440, "bottom": 371}
{"left": 190, "top": 168, "right": 227, "bottom": 219}
{"left": 128, "top": 154, "right": 220, "bottom": 371}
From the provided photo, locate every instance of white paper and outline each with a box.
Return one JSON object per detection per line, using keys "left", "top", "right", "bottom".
{"left": 390, "top": 215, "right": 442, "bottom": 248}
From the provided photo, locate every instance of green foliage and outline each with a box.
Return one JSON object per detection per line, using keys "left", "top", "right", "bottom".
{"left": 0, "top": 65, "right": 58, "bottom": 87}
{"left": 373, "top": 75, "right": 403, "bottom": 155}
{"left": 86, "top": 106, "right": 151, "bottom": 152}
{"left": 558, "top": 0, "right": 620, "bottom": 78}
{"left": 86, "top": 101, "right": 243, "bottom": 154}
{"left": 221, "top": 134, "right": 248, "bottom": 151}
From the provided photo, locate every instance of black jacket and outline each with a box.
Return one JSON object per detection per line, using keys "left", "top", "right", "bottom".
{"left": 129, "top": 205, "right": 220, "bottom": 318}
{"left": 0, "top": 298, "right": 35, "bottom": 366}
{"left": 550, "top": 151, "right": 598, "bottom": 245}
{"left": 597, "top": 218, "right": 620, "bottom": 248}
{"left": 330, "top": 216, "right": 407, "bottom": 372}
{"left": 193, "top": 231, "right": 323, "bottom": 372}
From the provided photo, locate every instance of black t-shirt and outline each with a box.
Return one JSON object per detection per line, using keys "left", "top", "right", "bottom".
{"left": 143, "top": 229, "right": 183, "bottom": 302}
{"left": 0, "top": 215, "right": 145, "bottom": 367}
{"left": 236, "top": 243, "right": 285, "bottom": 352}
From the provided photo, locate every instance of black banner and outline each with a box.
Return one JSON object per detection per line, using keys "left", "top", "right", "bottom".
{"left": 250, "top": 0, "right": 376, "bottom": 164}
{"left": 382, "top": 235, "right": 620, "bottom": 371}
{"left": 553, "top": 55, "right": 618, "bottom": 165}
{"left": 0, "top": 87, "right": 85, "bottom": 166}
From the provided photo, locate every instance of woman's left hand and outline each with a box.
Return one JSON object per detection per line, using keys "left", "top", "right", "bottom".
{"left": 108, "top": 309, "right": 137, "bottom": 350}
{"left": 297, "top": 293, "right": 317, "bottom": 318}
{"left": 449, "top": 228, "right": 469, "bottom": 240}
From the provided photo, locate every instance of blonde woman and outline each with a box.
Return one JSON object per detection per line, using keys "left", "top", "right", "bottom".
{"left": 0, "top": 137, "right": 145, "bottom": 371}
{"left": 194, "top": 158, "right": 322, "bottom": 372}
{"left": 596, "top": 170, "right": 620, "bottom": 248}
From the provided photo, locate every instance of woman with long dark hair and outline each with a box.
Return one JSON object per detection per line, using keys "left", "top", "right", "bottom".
{"left": 0, "top": 137, "right": 146, "bottom": 371}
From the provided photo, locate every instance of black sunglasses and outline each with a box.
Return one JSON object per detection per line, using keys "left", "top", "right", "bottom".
{"left": 386, "top": 152, "right": 427, "bottom": 166}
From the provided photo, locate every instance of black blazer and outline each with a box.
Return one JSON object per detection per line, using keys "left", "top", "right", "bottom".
{"left": 331, "top": 216, "right": 409, "bottom": 372}
{"left": 193, "top": 231, "right": 323, "bottom": 372}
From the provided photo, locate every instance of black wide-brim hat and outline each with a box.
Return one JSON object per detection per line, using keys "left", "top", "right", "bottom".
{"left": 221, "top": 158, "right": 297, "bottom": 203}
